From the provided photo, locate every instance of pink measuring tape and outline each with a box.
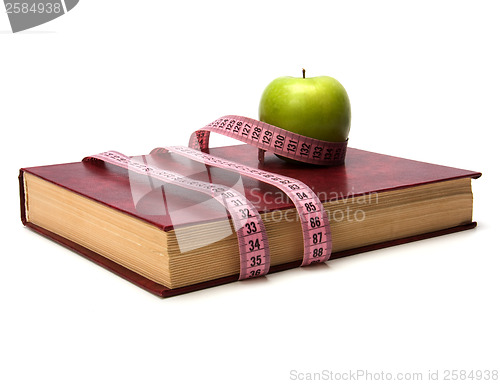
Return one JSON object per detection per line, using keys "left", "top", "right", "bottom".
{"left": 85, "top": 115, "right": 347, "bottom": 280}
{"left": 191, "top": 115, "right": 347, "bottom": 166}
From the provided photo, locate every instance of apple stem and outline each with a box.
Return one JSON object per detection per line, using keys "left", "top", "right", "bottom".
{"left": 302, "top": 68, "right": 306, "bottom": 78}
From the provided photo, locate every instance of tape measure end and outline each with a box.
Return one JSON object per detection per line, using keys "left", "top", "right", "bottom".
{"left": 258, "top": 149, "right": 266, "bottom": 164}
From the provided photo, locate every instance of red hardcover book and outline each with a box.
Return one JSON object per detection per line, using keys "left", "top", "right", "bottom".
{"left": 19, "top": 145, "right": 481, "bottom": 297}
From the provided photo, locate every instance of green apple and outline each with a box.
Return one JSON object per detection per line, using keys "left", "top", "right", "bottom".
{"left": 258, "top": 71, "right": 351, "bottom": 144}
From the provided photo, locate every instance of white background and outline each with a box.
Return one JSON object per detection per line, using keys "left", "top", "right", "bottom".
{"left": 1, "top": 1, "right": 499, "bottom": 383}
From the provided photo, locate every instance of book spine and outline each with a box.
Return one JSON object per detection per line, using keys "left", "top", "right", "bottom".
{"left": 19, "top": 170, "right": 28, "bottom": 226}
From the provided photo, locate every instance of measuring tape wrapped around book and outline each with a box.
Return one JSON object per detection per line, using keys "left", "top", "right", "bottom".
{"left": 84, "top": 115, "right": 348, "bottom": 280}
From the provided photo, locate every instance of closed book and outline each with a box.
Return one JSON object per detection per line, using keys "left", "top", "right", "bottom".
{"left": 19, "top": 144, "right": 481, "bottom": 297}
